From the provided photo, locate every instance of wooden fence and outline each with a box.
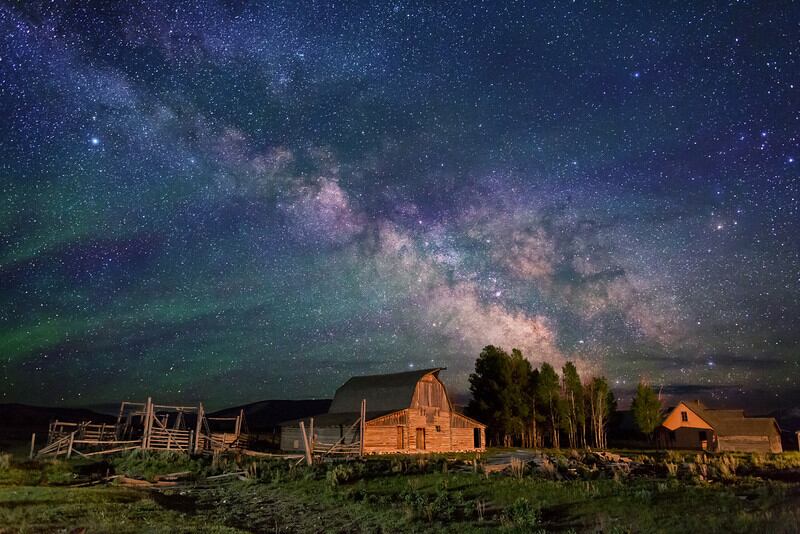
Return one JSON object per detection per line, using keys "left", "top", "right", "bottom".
{"left": 34, "top": 397, "right": 251, "bottom": 459}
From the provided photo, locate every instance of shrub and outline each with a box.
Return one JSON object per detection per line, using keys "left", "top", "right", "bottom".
{"left": 510, "top": 457, "right": 527, "bottom": 480}
{"left": 714, "top": 454, "right": 739, "bottom": 481}
{"left": 633, "top": 488, "right": 653, "bottom": 504}
{"left": 0, "top": 452, "right": 12, "bottom": 471}
{"left": 475, "top": 499, "right": 487, "bottom": 522}
{"left": 401, "top": 481, "right": 464, "bottom": 522}
{"left": 326, "top": 464, "right": 355, "bottom": 488}
{"left": 538, "top": 456, "right": 557, "bottom": 479}
{"left": 111, "top": 450, "right": 204, "bottom": 481}
{"left": 42, "top": 459, "right": 75, "bottom": 485}
{"left": 501, "top": 497, "right": 541, "bottom": 530}
{"left": 664, "top": 462, "right": 678, "bottom": 478}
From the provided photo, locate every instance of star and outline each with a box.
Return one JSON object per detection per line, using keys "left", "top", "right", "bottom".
{"left": 0, "top": 0, "right": 797, "bottom": 412}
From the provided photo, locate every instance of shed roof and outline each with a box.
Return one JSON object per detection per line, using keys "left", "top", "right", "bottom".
{"left": 328, "top": 368, "right": 444, "bottom": 414}
{"left": 279, "top": 410, "right": 396, "bottom": 427}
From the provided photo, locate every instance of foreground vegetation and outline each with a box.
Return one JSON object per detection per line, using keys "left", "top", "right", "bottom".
{"left": 1, "top": 449, "right": 800, "bottom": 533}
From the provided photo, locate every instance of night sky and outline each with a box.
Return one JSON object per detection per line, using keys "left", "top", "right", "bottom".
{"left": 1, "top": 1, "right": 798, "bottom": 410}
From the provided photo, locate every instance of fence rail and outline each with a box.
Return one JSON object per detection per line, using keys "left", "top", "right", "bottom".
{"left": 36, "top": 397, "right": 254, "bottom": 459}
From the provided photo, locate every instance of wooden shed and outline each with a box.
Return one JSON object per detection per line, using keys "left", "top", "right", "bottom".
{"left": 656, "top": 400, "right": 782, "bottom": 453}
{"left": 281, "top": 368, "right": 486, "bottom": 454}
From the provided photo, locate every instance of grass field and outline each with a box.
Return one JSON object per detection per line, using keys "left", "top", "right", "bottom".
{"left": 1, "top": 448, "right": 799, "bottom": 533}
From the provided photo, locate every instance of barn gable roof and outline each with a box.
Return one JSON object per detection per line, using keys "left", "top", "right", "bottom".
{"left": 328, "top": 368, "right": 444, "bottom": 414}
{"left": 675, "top": 400, "right": 780, "bottom": 437}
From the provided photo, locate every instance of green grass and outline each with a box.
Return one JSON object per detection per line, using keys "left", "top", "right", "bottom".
{"left": 1, "top": 449, "right": 799, "bottom": 533}
{"left": 0, "top": 485, "right": 243, "bottom": 533}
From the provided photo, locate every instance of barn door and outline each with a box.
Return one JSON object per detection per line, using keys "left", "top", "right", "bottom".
{"left": 473, "top": 428, "right": 481, "bottom": 449}
{"left": 415, "top": 428, "right": 426, "bottom": 450}
{"left": 396, "top": 426, "right": 405, "bottom": 449}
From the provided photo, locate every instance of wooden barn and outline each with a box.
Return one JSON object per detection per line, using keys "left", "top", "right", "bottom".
{"left": 281, "top": 368, "right": 486, "bottom": 454}
{"left": 656, "top": 400, "right": 782, "bottom": 453}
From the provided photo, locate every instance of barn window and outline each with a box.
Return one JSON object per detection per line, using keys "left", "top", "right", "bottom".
{"left": 293, "top": 439, "right": 299, "bottom": 449}
{"left": 681, "top": 411, "right": 688, "bottom": 422}
{"left": 435, "top": 425, "right": 441, "bottom": 432}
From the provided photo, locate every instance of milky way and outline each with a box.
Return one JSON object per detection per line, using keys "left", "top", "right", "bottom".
{"left": 1, "top": 2, "right": 798, "bottom": 409}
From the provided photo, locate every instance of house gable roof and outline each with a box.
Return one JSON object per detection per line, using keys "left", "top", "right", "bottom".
{"left": 662, "top": 401, "right": 715, "bottom": 431}
{"left": 328, "top": 368, "right": 445, "bottom": 414}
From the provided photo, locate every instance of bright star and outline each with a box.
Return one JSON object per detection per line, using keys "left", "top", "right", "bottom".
{"left": 90, "top": 137, "right": 100, "bottom": 146}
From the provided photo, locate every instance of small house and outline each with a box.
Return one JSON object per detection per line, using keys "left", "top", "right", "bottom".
{"left": 281, "top": 368, "right": 486, "bottom": 454}
{"left": 657, "top": 400, "right": 782, "bottom": 453}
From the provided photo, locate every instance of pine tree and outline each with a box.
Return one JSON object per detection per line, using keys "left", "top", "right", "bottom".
{"left": 508, "top": 349, "right": 532, "bottom": 446}
{"left": 467, "top": 345, "right": 513, "bottom": 446}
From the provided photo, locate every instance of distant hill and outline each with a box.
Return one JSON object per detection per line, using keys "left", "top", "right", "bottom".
{"left": 211, "top": 399, "right": 331, "bottom": 432}
{"left": 0, "top": 403, "right": 115, "bottom": 430}
{"left": 0, "top": 403, "right": 116, "bottom": 452}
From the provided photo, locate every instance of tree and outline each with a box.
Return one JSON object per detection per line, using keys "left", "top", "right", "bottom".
{"left": 537, "top": 363, "right": 562, "bottom": 448}
{"left": 507, "top": 349, "right": 532, "bottom": 447}
{"left": 525, "top": 367, "right": 544, "bottom": 448}
{"left": 561, "top": 362, "right": 585, "bottom": 449}
{"left": 585, "top": 377, "right": 614, "bottom": 449}
{"left": 467, "top": 345, "right": 513, "bottom": 446}
{"left": 631, "top": 381, "right": 662, "bottom": 440}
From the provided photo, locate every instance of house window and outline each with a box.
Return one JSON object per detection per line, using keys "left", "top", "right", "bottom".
{"left": 435, "top": 425, "right": 441, "bottom": 432}
{"left": 681, "top": 411, "right": 688, "bottom": 422}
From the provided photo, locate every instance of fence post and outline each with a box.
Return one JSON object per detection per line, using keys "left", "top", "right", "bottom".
{"left": 309, "top": 417, "right": 314, "bottom": 453}
{"left": 360, "top": 398, "right": 366, "bottom": 457}
{"left": 299, "top": 421, "right": 312, "bottom": 466}
{"left": 29, "top": 433, "right": 36, "bottom": 459}
{"left": 66, "top": 431, "right": 75, "bottom": 459}
{"left": 194, "top": 402, "right": 204, "bottom": 454}
{"left": 142, "top": 397, "right": 153, "bottom": 449}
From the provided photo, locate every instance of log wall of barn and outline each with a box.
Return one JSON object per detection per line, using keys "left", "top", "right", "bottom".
{"left": 450, "top": 427, "right": 481, "bottom": 450}
{"left": 363, "top": 410, "right": 485, "bottom": 453}
{"left": 364, "top": 410, "right": 408, "bottom": 453}
{"left": 451, "top": 413, "right": 485, "bottom": 451}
